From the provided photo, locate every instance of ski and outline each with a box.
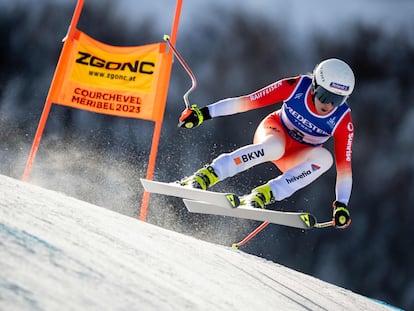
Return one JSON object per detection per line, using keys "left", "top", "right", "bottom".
{"left": 140, "top": 179, "right": 240, "bottom": 208}
{"left": 141, "top": 178, "right": 333, "bottom": 230}
{"left": 183, "top": 199, "right": 333, "bottom": 230}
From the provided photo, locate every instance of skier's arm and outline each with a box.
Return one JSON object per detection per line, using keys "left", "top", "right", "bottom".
{"left": 178, "top": 76, "right": 301, "bottom": 128}
{"left": 332, "top": 112, "right": 354, "bottom": 206}
{"left": 207, "top": 76, "right": 300, "bottom": 117}
{"left": 331, "top": 112, "right": 354, "bottom": 229}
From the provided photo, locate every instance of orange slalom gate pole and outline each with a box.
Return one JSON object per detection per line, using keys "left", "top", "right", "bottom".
{"left": 22, "top": 0, "right": 85, "bottom": 181}
{"left": 139, "top": 120, "right": 163, "bottom": 221}
{"left": 139, "top": 0, "right": 183, "bottom": 221}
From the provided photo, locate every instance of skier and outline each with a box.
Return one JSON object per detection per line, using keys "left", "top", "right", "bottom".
{"left": 178, "top": 58, "right": 354, "bottom": 229}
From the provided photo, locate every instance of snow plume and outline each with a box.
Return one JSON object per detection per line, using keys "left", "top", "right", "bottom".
{"left": 0, "top": 120, "right": 246, "bottom": 244}
{"left": 30, "top": 148, "right": 141, "bottom": 213}
{"left": 0, "top": 174, "right": 402, "bottom": 311}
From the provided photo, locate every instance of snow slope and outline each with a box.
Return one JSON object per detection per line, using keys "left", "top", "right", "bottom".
{"left": 0, "top": 174, "right": 401, "bottom": 310}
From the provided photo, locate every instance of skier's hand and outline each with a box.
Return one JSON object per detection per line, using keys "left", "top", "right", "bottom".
{"left": 332, "top": 201, "right": 351, "bottom": 229}
{"left": 178, "top": 104, "right": 211, "bottom": 128}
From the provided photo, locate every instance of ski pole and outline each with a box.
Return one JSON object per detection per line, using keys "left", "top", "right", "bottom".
{"left": 164, "top": 34, "right": 197, "bottom": 109}
{"left": 232, "top": 221, "right": 270, "bottom": 249}
{"left": 314, "top": 220, "right": 334, "bottom": 228}
{"left": 231, "top": 219, "right": 334, "bottom": 249}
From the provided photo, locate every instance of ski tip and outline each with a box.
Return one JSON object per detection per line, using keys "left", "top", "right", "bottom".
{"left": 226, "top": 194, "right": 240, "bottom": 208}
{"left": 300, "top": 213, "right": 316, "bottom": 228}
{"left": 231, "top": 243, "right": 239, "bottom": 250}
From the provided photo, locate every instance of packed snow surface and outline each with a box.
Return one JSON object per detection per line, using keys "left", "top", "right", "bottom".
{"left": 0, "top": 175, "right": 398, "bottom": 310}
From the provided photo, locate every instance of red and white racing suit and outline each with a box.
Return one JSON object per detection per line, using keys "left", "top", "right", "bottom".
{"left": 207, "top": 75, "right": 354, "bottom": 205}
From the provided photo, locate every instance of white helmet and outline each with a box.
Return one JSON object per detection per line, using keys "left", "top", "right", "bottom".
{"left": 312, "top": 58, "right": 355, "bottom": 106}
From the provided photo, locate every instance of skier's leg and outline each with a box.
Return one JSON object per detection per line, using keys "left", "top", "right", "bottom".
{"left": 244, "top": 146, "right": 333, "bottom": 207}
{"left": 211, "top": 138, "right": 284, "bottom": 180}
{"left": 181, "top": 112, "right": 286, "bottom": 189}
{"left": 211, "top": 112, "right": 286, "bottom": 180}
{"left": 268, "top": 146, "right": 333, "bottom": 201}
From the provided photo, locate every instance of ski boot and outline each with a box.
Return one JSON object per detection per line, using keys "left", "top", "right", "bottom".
{"left": 180, "top": 165, "right": 219, "bottom": 190}
{"left": 243, "top": 183, "right": 275, "bottom": 209}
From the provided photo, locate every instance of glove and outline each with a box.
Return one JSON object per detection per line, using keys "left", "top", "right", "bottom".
{"left": 178, "top": 104, "right": 211, "bottom": 128}
{"left": 332, "top": 201, "right": 351, "bottom": 229}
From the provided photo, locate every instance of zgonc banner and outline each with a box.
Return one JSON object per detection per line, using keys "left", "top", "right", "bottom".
{"left": 50, "top": 29, "right": 169, "bottom": 122}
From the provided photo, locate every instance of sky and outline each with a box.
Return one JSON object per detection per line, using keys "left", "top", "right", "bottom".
{"left": 0, "top": 174, "right": 402, "bottom": 310}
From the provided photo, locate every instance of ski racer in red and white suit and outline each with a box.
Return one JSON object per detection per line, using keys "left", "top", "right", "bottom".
{"left": 179, "top": 59, "right": 355, "bottom": 229}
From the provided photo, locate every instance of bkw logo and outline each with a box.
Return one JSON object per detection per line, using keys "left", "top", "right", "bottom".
{"left": 233, "top": 149, "right": 265, "bottom": 165}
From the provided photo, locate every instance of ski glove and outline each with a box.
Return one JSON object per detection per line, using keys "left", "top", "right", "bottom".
{"left": 178, "top": 104, "right": 211, "bottom": 128}
{"left": 332, "top": 201, "right": 351, "bottom": 229}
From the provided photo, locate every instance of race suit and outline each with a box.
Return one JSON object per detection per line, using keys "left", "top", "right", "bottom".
{"left": 206, "top": 75, "right": 354, "bottom": 205}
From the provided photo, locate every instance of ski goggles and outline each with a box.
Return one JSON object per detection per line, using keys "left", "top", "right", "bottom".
{"left": 313, "top": 85, "right": 347, "bottom": 107}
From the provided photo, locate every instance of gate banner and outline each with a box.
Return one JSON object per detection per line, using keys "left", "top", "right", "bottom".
{"left": 50, "top": 29, "right": 169, "bottom": 121}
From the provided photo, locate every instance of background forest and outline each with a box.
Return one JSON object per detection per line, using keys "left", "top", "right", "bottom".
{"left": 1, "top": 1, "right": 413, "bottom": 310}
